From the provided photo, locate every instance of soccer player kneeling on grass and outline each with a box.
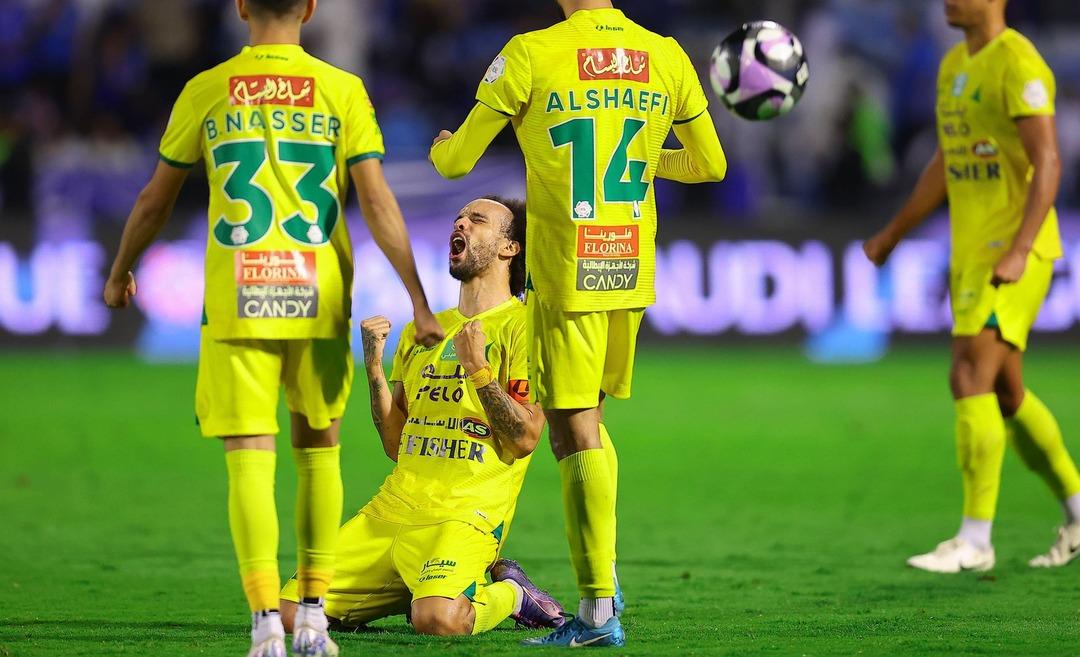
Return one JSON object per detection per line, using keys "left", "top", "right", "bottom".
{"left": 280, "top": 197, "right": 565, "bottom": 636}
{"left": 865, "top": 0, "right": 1080, "bottom": 572}
{"left": 103, "top": 1, "right": 443, "bottom": 655}
{"left": 429, "top": 0, "right": 727, "bottom": 647}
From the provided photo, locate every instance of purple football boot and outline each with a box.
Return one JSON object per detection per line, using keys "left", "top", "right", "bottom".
{"left": 489, "top": 559, "right": 566, "bottom": 629}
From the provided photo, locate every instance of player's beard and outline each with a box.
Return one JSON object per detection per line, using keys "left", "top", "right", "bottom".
{"left": 450, "top": 240, "right": 500, "bottom": 283}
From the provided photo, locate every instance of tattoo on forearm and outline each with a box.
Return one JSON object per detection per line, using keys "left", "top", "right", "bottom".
{"left": 368, "top": 377, "right": 385, "bottom": 428}
{"left": 362, "top": 334, "right": 380, "bottom": 366}
{"left": 476, "top": 381, "right": 527, "bottom": 443}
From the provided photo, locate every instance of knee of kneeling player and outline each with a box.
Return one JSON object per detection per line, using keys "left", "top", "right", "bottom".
{"left": 411, "top": 597, "right": 473, "bottom": 636}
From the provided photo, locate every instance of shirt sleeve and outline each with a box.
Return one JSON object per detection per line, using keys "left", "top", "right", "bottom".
{"left": 1004, "top": 48, "right": 1055, "bottom": 118}
{"left": 504, "top": 315, "right": 530, "bottom": 405}
{"left": 475, "top": 35, "right": 532, "bottom": 117}
{"left": 669, "top": 38, "right": 709, "bottom": 124}
{"left": 158, "top": 82, "right": 203, "bottom": 168}
{"left": 345, "top": 77, "right": 386, "bottom": 167}
{"left": 388, "top": 324, "right": 413, "bottom": 383}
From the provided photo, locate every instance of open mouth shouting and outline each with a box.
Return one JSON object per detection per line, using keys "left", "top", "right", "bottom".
{"left": 450, "top": 232, "right": 468, "bottom": 262}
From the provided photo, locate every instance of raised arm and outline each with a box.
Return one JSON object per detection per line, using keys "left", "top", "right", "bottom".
{"left": 990, "top": 114, "right": 1060, "bottom": 286}
{"left": 656, "top": 112, "right": 727, "bottom": 183}
{"left": 453, "top": 321, "right": 544, "bottom": 460}
{"left": 351, "top": 159, "right": 444, "bottom": 346}
{"left": 104, "top": 161, "right": 190, "bottom": 308}
{"left": 863, "top": 147, "right": 946, "bottom": 267}
{"left": 360, "top": 316, "right": 408, "bottom": 461}
{"left": 428, "top": 102, "right": 510, "bottom": 179}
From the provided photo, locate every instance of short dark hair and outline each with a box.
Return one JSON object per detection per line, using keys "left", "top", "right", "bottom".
{"left": 482, "top": 195, "right": 527, "bottom": 298}
{"left": 247, "top": 0, "right": 306, "bottom": 18}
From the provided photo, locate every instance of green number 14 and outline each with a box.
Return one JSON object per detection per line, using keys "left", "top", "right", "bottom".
{"left": 548, "top": 117, "right": 649, "bottom": 220}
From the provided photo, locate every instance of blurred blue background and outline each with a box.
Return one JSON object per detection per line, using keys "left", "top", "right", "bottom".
{"left": 2, "top": 0, "right": 1080, "bottom": 360}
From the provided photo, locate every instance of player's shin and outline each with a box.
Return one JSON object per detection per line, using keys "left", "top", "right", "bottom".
{"left": 470, "top": 581, "right": 520, "bottom": 634}
{"left": 956, "top": 394, "right": 1007, "bottom": 530}
{"left": 294, "top": 445, "right": 343, "bottom": 600}
{"left": 225, "top": 449, "right": 281, "bottom": 612}
{"left": 559, "top": 448, "right": 617, "bottom": 627}
{"left": 598, "top": 422, "right": 623, "bottom": 613}
{"left": 1006, "top": 390, "right": 1080, "bottom": 520}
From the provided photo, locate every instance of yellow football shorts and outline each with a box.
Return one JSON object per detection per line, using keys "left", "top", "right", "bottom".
{"left": 195, "top": 328, "right": 352, "bottom": 437}
{"left": 950, "top": 253, "right": 1055, "bottom": 352}
{"left": 280, "top": 513, "right": 499, "bottom": 628}
{"left": 527, "top": 293, "right": 645, "bottom": 409}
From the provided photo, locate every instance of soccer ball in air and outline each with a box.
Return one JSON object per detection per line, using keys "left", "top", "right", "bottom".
{"left": 710, "top": 20, "right": 809, "bottom": 121}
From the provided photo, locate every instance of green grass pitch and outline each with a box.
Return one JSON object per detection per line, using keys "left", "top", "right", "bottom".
{"left": 2, "top": 346, "right": 1080, "bottom": 656}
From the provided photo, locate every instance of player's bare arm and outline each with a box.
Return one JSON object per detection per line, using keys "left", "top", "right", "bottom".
{"left": 428, "top": 103, "right": 510, "bottom": 179}
{"left": 864, "top": 147, "right": 946, "bottom": 267}
{"left": 351, "top": 159, "right": 445, "bottom": 346}
{"left": 454, "top": 321, "right": 545, "bottom": 459}
{"left": 360, "top": 315, "right": 407, "bottom": 460}
{"left": 991, "top": 114, "right": 1060, "bottom": 286}
{"left": 655, "top": 113, "right": 728, "bottom": 183}
{"left": 103, "top": 162, "right": 189, "bottom": 308}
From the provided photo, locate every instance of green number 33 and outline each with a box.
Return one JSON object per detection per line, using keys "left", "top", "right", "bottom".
{"left": 211, "top": 139, "right": 339, "bottom": 247}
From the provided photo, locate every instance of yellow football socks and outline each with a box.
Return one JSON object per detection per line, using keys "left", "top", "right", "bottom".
{"left": 1007, "top": 390, "right": 1080, "bottom": 500}
{"left": 294, "top": 445, "right": 343, "bottom": 600}
{"left": 559, "top": 448, "right": 617, "bottom": 598}
{"left": 598, "top": 422, "right": 619, "bottom": 574}
{"left": 470, "top": 581, "right": 518, "bottom": 634}
{"left": 225, "top": 449, "right": 280, "bottom": 612}
{"left": 955, "top": 394, "right": 1007, "bottom": 521}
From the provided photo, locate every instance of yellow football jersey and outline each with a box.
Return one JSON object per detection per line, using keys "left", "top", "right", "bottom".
{"left": 362, "top": 298, "right": 533, "bottom": 536}
{"left": 476, "top": 8, "right": 709, "bottom": 312}
{"left": 159, "top": 44, "right": 385, "bottom": 340}
{"left": 937, "top": 29, "right": 1062, "bottom": 267}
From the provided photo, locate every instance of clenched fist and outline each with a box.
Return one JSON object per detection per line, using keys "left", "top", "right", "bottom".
{"left": 863, "top": 230, "right": 898, "bottom": 267}
{"left": 991, "top": 249, "right": 1027, "bottom": 287}
{"left": 103, "top": 271, "right": 137, "bottom": 308}
{"left": 413, "top": 307, "right": 445, "bottom": 347}
{"left": 360, "top": 315, "right": 392, "bottom": 367}
{"left": 453, "top": 321, "right": 488, "bottom": 376}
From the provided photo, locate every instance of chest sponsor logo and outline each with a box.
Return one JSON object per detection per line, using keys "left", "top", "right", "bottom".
{"left": 461, "top": 417, "right": 492, "bottom": 440}
{"left": 947, "top": 162, "right": 1001, "bottom": 182}
{"left": 401, "top": 434, "right": 486, "bottom": 464}
{"left": 951, "top": 72, "right": 968, "bottom": 97}
{"left": 578, "top": 48, "right": 649, "bottom": 82}
{"left": 972, "top": 140, "right": 998, "bottom": 158}
{"left": 577, "top": 258, "right": 640, "bottom": 292}
{"left": 229, "top": 75, "right": 315, "bottom": 107}
{"left": 578, "top": 225, "right": 640, "bottom": 259}
{"left": 235, "top": 250, "right": 317, "bottom": 319}
{"left": 438, "top": 339, "right": 493, "bottom": 362}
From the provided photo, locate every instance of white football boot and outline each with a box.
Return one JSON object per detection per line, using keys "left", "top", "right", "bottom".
{"left": 291, "top": 600, "right": 339, "bottom": 657}
{"left": 1029, "top": 522, "right": 1080, "bottom": 568}
{"left": 248, "top": 611, "right": 287, "bottom": 657}
{"left": 907, "top": 537, "right": 995, "bottom": 573}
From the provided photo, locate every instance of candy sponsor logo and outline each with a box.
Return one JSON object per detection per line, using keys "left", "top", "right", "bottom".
{"left": 235, "top": 250, "right": 318, "bottom": 319}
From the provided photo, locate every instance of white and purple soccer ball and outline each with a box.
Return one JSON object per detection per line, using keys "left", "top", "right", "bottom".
{"left": 710, "top": 21, "right": 809, "bottom": 121}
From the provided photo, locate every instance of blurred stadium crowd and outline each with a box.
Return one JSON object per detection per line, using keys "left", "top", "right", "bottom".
{"left": 3, "top": 0, "right": 1080, "bottom": 235}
